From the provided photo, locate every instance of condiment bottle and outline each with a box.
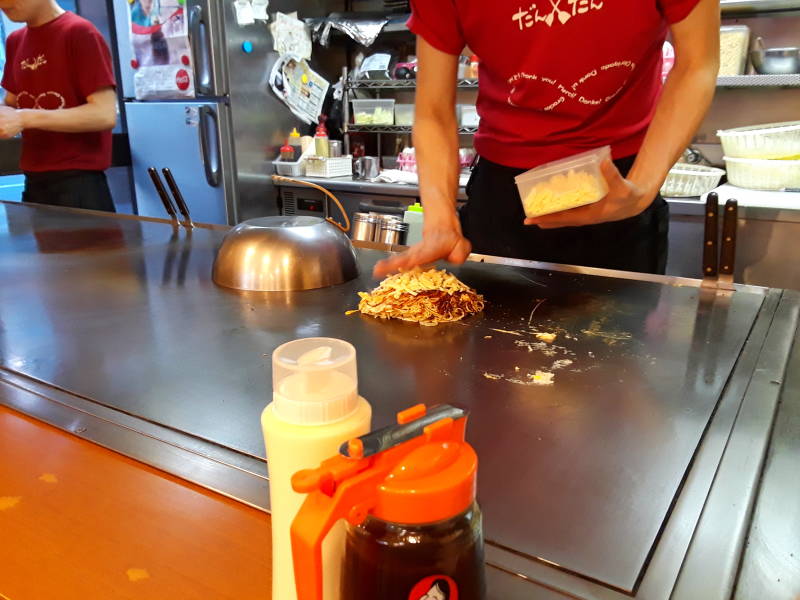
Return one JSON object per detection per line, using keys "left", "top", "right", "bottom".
{"left": 314, "top": 115, "right": 330, "bottom": 158}
{"left": 262, "top": 338, "right": 372, "bottom": 600}
{"left": 469, "top": 54, "right": 480, "bottom": 79}
{"left": 403, "top": 202, "right": 424, "bottom": 247}
{"left": 291, "top": 404, "right": 486, "bottom": 600}
{"left": 288, "top": 127, "right": 302, "bottom": 160}
{"left": 280, "top": 140, "right": 295, "bottom": 162}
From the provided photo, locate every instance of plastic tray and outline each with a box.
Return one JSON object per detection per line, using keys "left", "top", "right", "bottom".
{"left": 305, "top": 156, "right": 353, "bottom": 178}
{"left": 273, "top": 158, "right": 305, "bottom": 177}
{"left": 515, "top": 146, "right": 611, "bottom": 218}
{"left": 394, "top": 104, "right": 415, "bottom": 126}
{"left": 717, "top": 121, "right": 800, "bottom": 159}
{"left": 660, "top": 163, "right": 726, "bottom": 197}
{"left": 724, "top": 156, "right": 800, "bottom": 190}
{"left": 458, "top": 105, "right": 479, "bottom": 127}
{"left": 351, "top": 99, "right": 395, "bottom": 125}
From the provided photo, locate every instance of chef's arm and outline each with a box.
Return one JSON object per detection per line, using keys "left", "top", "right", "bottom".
{"left": 627, "top": 0, "right": 720, "bottom": 196}
{"left": 372, "top": 38, "right": 471, "bottom": 277}
{"left": 17, "top": 87, "right": 117, "bottom": 133}
{"left": 4, "top": 92, "right": 17, "bottom": 108}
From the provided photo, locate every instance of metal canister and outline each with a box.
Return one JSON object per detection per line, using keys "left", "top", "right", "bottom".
{"left": 329, "top": 140, "right": 343, "bottom": 157}
{"left": 379, "top": 220, "right": 410, "bottom": 246}
{"left": 351, "top": 212, "right": 378, "bottom": 242}
{"left": 371, "top": 214, "right": 398, "bottom": 243}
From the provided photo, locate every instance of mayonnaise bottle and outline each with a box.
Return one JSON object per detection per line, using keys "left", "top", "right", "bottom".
{"left": 261, "top": 338, "right": 372, "bottom": 600}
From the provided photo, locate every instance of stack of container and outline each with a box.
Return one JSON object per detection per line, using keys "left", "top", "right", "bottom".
{"left": 718, "top": 121, "right": 800, "bottom": 190}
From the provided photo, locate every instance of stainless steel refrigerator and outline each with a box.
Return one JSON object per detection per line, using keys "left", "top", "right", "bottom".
{"left": 115, "top": 0, "right": 341, "bottom": 225}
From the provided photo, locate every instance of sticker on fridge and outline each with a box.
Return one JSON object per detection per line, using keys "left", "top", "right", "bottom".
{"left": 129, "top": 0, "right": 195, "bottom": 100}
{"left": 408, "top": 576, "right": 458, "bottom": 600}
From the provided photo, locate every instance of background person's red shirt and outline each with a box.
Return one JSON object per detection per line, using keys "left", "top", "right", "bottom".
{"left": 1, "top": 11, "right": 116, "bottom": 173}
{"left": 409, "top": 0, "right": 701, "bottom": 169}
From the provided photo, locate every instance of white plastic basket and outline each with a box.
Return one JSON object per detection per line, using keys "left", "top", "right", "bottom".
{"left": 724, "top": 156, "right": 800, "bottom": 190}
{"left": 717, "top": 121, "right": 800, "bottom": 159}
{"left": 272, "top": 158, "right": 305, "bottom": 177}
{"left": 304, "top": 156, "right": 353, "bottom": 178}
{"left": 660, "top": 163, "right": 726, "bottom": 197}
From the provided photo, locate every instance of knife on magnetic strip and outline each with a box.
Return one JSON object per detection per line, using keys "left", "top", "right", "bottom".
{"left": 718, "top": 198, "right": 738, "bottom": 290}
{"left": 701, "top": 192, "right": 719, "bottom": 287}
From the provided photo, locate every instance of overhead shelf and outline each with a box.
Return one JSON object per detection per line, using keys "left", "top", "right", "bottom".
{"left": 347, "top": 124, "right": 478, "bottom": 135}
{"left": 347, "top": 79, "right": 478, "bottom": 89}
{"left": 717, "top": 74, "right": 800, "bottom": 87}
{"left": 721, "top": 0, "right": 800, "bottom": 14}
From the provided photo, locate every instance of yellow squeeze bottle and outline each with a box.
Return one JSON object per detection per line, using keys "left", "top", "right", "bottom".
{"left": 261, "top": 338, "right": 372, "bottom": 600}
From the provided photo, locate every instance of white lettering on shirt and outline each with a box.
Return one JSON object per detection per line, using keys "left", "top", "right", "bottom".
{"left": 511, "top": 0, "right": 603, "bottom": 30}
{"left": 20, "top": 54, "right": 47, "bottom": 71}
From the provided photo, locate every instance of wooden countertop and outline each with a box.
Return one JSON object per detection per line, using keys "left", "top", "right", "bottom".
{"left": 0, "top": 406, "right": 272, "bottom": 600}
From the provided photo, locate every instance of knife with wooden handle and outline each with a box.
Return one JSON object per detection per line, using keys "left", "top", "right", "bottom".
{"left": 148, "top": 167, "right": 178, "bottom": 225}
{"left": 702, "top": 192, "right": 719, "bottom": 283}
{"left": 718, "top": 198, "right": 738, "bottom": 289}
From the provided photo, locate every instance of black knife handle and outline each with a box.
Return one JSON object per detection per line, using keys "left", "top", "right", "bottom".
{"left": 161, "top": 168, "right": 193, "bottom": 224}
{"left": 720, "top": 199, "right": 738, "bottom": 276}
{"left": 148, "top": 167, "right": 177, "bottom": 219}
{"left": 703, "top": 192, "right": 719, "bottom": 278}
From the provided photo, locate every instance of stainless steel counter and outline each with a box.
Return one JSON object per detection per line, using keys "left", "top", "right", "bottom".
{"left": 0, "top": 202, "right": 797, "bottom": 599}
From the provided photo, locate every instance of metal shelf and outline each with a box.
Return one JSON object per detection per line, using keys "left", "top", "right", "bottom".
{"left": 347, "top": 124, "right": 478, "bottom": 135}
{"left": 346, "top": 79, "right": 479, "bottom": 90}
{"left": 721, "top": 0, "right": 800, "bottom": 14}
{"left": 717, "top": 74, "right": 800, "bottom": 87}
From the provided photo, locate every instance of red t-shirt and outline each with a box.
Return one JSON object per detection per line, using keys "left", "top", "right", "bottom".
{"left": 1, "top": 12, "right": 116, "bottom": 172}
{"left": 409, "top": 0, "right": 701, "bottom": 168}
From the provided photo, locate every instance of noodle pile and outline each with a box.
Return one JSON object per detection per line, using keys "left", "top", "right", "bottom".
{"left": 356, "top": 268, "right": 485, "bottom": 326}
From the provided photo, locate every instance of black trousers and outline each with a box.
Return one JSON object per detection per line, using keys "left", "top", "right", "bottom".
{"left": 460, "top": 156, "right": 669, "bottom": 275}
{"left": 23, "top": 170, "right": 116, "bottom": 213}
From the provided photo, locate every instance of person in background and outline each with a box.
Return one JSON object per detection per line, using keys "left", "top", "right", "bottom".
{"left": 374, "top": 0, "right": 720, "bottom": 277}
{"left": 0, "top": 0, "right": 118, "bottom": 211}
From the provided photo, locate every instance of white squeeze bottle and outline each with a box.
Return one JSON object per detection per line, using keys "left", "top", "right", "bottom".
{"left": 261, "top": 337, "right": 372, "bottom": 600}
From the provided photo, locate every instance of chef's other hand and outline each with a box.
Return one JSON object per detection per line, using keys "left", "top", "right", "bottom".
{"left": 0, "top": 106, "right": 23, "bottom": 139}
{"left": 372, "top": 223, "right": 472, "bottom": 279}
{"left": 524, "top": 159, "right": 654, "bottom": 229}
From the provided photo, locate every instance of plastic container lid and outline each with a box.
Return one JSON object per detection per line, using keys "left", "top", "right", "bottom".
{"left": 406, "top": 202, "right": 423, "bottom": 213}
{"left": 272, "top": 337, "right": 359, "bottom": 426}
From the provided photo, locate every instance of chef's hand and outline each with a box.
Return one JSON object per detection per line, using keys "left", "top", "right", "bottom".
{"left": 0, "top": 106, "right": 24, "bottom": 139}
{"left": 524, "top": 159, "right": 655, "bottom": 229}
{"left": 372, "top": 221, "right": 471, "bottom": 279}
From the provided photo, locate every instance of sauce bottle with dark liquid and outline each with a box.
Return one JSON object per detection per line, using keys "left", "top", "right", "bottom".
{"left": 291, "top": 404, "right": 486, "bottom": 600}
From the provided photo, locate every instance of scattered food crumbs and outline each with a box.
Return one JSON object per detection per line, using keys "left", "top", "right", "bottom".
{"left": 529, "top": 371, "right": 555, "bottom": 385}
{"left": 0, "top": 497, "right": 21, "bottom": 511}
{"left": 489, "top": 328, "right": 522, "bottom": 336}
{"left": 126, "top": 568, "right": 150, "bottom": 583}
{"left": 38, "top": 473, "right": 58, "bottom": 484}
{"left": 484, "top": 335, "right": 492, "bottom": 339}
{"left": 483, "top": 372, "right": 503, "bottom": 380}
{"left": 515, "top": 366, "right": 520, "bottom": 372}
{"left": 588, "top": 351, "right": 595, "bottom": 358}
{"left": 345, "top": 309, "right": 359, "bottom": 316}
{"left": 551, "top": 359, "right": 573, "bottom": 370}
{"left": 535, "top": 332, "right": 557, "bottom": 343}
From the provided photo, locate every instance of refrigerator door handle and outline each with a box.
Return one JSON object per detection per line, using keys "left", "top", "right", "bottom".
{"left": 189, "top": 4, "right": 213, "bottom": 96}
{"left": 198, "top": 105, "right": 222, "bottom": 188}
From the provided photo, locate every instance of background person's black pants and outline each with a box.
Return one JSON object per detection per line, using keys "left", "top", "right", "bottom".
{"left": 23, "top": 170, "right": 116, "bottom": 213}
{"left": 460, "top": 155, "right": 669, "bottom": 275}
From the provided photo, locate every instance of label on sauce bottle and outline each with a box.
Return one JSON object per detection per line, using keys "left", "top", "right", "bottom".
{"left": 408, "top": 575, "right": 458, "bottom": 600}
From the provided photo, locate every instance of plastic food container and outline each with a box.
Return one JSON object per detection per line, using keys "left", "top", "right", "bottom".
{"left": 724, "top": 156, "right": 800, "bottom": 190}
{"left": 660, "top": 163, "right": 726, "bottom": 197}
{"left": 515, "top": 146, "right": 611, "bottom": 218}
{"left": 273, "top": 158, "right": 305, "bottom": 177}
{"left": 457, "top": 105, "right": 479, "bottom": 128}
{"left": 719, "top": 25, "right": 751, "bottom": 76}
{"left": 305, "top": 156, "right": 353, "bottom": 178}
{"left": 394, "top": 104, "right": 415, "bottom": 126}
{"left": 717, "top": 121, "right": 800, "bottom": 159}
{"left": 351, "top": 99, "right": 395, "bottom": 125}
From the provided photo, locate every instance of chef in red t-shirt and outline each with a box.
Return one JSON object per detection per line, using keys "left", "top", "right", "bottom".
{"left": 374, "top": 0, "right": 719, "bottom": 277}
{"left": 0, "top": 0, "right": 118, "bottom": 211}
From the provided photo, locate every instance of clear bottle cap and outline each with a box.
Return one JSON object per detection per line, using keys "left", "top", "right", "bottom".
{"left": 272, "top": 337, "right": 359, "bottom": 426}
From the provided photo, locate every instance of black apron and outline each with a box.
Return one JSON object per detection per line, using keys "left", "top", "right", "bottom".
{"left": 460, "top": 155, "right": 669, "bottom": 275}
{"left": 23, "top": 170, "right": 116, "bottom": 213}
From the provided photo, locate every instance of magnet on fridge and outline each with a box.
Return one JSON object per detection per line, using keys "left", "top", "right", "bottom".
{"left": 181, "top": 55, "right": 190, "bottom": 66}
{"left": 242, "top": 41, "right": 254, "bottom": 54}
{"left": 131, "top": 59, "right": 139, "bottom": 69}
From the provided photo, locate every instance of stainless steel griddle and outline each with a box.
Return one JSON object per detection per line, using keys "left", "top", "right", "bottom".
{"left": 1, "top": 202, "right": 797, "bottom": 600}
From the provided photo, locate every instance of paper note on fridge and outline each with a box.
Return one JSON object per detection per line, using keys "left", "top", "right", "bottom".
{"left": 234, "top": 0, "right": 255, "bottom": 26}
{"left": 252, "top": 0, "right": 269, "bottom": 20}
{"left": 271, "top": 12, "right": 312, "bottom": 60}
{"left": 270, "top": 55, "right": 329, "bottom": 124}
